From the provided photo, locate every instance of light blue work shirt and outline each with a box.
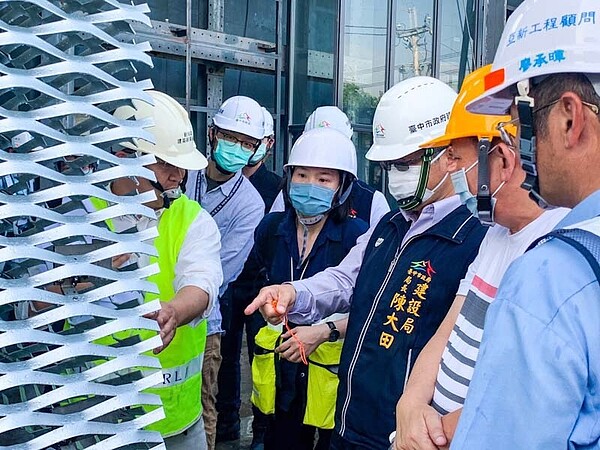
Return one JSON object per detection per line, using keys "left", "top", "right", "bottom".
{"left": 186, "top": 168, "right": 264, "bottom": 335}
{"left": 452, "top": 190, "right": 600, "bottom": 450}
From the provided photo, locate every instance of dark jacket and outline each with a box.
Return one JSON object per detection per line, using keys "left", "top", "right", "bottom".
{"left": 335, "top": 206, "right": 487, "bottom": 449}
{"left": 350, "top": 179, "right": 378, "bottom": 224}
{"left": 249, "top": 164, "right": 283, "bottom": 214}
{"left": 219, "top": 164, "right": 282, "bottom": 331}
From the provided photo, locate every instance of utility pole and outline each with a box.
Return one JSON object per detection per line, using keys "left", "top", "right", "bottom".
{"left": 396, "top": 7, "right": 432, "bottom": 78}
{"left": 409, "top": 7, "right": 420, "bottom": 76}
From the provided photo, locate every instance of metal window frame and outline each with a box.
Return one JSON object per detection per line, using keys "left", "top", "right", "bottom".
{"left": 121, "top": 2, "right": 285, "bottom": 166}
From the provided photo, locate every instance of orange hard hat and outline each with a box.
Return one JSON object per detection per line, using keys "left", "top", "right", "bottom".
{"left": 421, "top": 65, "right": 516, "bottom": 148}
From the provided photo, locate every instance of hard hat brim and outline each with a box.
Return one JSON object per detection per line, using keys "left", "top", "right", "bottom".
{"left": 366, "top": 142, "right": 421, "bottom": 162}
{"left": 466, "top": 85, "right": 514, "bottom": 116}
{"left": 283, "top": 160, "right": 357, "bottom": 178}
{"left": 421, "top": 129, "right": 501, "bottom": 149}
{"left": 161, "top": 150, "right": 208, "bottom": 171}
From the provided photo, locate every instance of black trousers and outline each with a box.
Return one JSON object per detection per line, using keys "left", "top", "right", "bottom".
{"left": 264, "top": 406, "right": 332, "bottom": 450}
{"left": 329, "top": 432, "right": 379, "bottom": 450}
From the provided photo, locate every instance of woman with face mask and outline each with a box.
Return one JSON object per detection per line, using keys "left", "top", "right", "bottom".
{"left": 246, "top": 128, "right": 368, "bottom": 450}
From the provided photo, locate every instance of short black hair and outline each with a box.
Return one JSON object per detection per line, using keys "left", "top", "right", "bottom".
{"left": 282, "top": 169, "right": 353, "bottom": 224}
{"left": 532, "top": 73, "right": 600, "bottom": 137}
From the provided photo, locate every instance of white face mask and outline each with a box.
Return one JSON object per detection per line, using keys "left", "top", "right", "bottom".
{"left": 387, "top": 165, "right": 421, "bottom": 201}
{"left": 423, "top": 172, "right": 448, "bottom": 203}
{"left": 387, "top": 149, "right": 448, "bottom": 204}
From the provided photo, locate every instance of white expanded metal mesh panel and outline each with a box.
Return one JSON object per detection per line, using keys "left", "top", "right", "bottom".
{"left": 0, "top": 1, "right": 167, "bottom": 448}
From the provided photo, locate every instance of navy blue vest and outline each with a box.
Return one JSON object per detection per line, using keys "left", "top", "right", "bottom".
{"left": 335, "top": 206, "right": 487, "bottom": 449}
{"left": 350, "top": 179, "right": 378, "bottom": 224}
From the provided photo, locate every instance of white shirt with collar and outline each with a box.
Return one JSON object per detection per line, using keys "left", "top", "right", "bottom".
{"left": 110, "top": 196, "right": 223, "bottom": 326}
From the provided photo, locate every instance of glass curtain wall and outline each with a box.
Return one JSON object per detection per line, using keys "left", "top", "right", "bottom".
{"left": 438, "top": 0, "right": 476, "bottom": 90}
{"left": 394, "top": 0, "right": 434, "bottom": 83}
{"left": 223, "top": 0, "right": 278, "bottom": 110}
{"left": 341, "top": 0, "right": 387, "bottom": 190}
{"left": 134, "top": 0, "right": 284, "bottom": 167}
{"left": 289, "top": 0, "right": 337, "bottom": 134}
{"left": 146, "top": 0, "right": 208, "bottom": 28}
{"left": 342, "top": 0, "right": 386, "bottom": 124}
{"left": 337, "top": 0, "right": 478, "bottom": 193}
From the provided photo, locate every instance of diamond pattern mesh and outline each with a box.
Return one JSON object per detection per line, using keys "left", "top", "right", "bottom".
{"left": 0, "top": 1, "right": 167, "bottom": 448}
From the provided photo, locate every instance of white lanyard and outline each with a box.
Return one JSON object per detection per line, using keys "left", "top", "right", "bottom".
{"left": 290, "top": 255, "right": 310, "bottom": 282}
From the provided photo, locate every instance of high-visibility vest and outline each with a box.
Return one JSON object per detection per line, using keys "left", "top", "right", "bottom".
{"left": 304, "top": 340, "right": 343, "bottom": 429}
{"left": 251, "top": 325, "right": 281, "bottom": 415}
{"left": 89, "top": 197, "right": 116, "bottom": 232}
{"left": 251, "top": 325, "right": 342, "bottom": 430}
{"left": 92, "top": 195, "right": 207, "bottom": 437}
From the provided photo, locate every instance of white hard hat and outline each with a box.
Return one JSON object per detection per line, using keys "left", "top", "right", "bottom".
{"left": 366, "top": 77, "right": 457, "bottom": 162}
{"left": 284, "top": 127, "right": 357, "bottom": 178}
{"left": 114, "top": 90, "right": 208, "bottom": 171}
{"left": 468, "top": 0, "right": 600, "bottom": 115}
{"left": 304, "top": 106, "right": 353, "bottom": 139}
{"left": 213, "top": 95, "right": 265, "bottom": 139}
{"left": 262, "top": 107, "right": 274, "bottom": 137}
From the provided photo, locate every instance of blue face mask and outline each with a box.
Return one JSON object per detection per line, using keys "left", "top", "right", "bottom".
{"left": 289, "top": 182, "right": 337, "bottom": 217}
{"left": 451, "top": 160, "right": 505, "bottom": 222}
{"left": 451, "top": 168, "right": 479, "bottom": 217}
{"left": 248, "top": 143, "right": 268, "bottom": 165}
{"left": 213, "top": 139, "right": 252, "bottom": 173}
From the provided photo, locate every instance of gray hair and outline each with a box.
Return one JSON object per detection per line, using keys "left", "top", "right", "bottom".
{"left": 532, "top": 73, "right": 600, "bottom": 137}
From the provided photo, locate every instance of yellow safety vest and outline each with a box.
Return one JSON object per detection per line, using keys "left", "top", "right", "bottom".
{"left": 304, "top": 340, "right": 343, "bottom": 429}
{"left": 251, "top": 325, "right": 343, "bottom": 430}
{"left": 89, "top": 197, "right": 116, "bottom": 232}
{"left": 92, "top": 195, "right": 207, "bottom": 437}
{"left": 251, "top": 326, "right": 281, "bottom": 415}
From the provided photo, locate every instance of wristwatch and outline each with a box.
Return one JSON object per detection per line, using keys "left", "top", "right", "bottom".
{"left": 326, "top": 321, "right": 340, "bottom": 342}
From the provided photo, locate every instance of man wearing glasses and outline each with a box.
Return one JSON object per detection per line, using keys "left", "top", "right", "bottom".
{"left": 245, "top": 77, "right": 487, "bottom": 450}
{"left": 448, "top": 1, "right": 600, "bottom": 449}
{"left": 185, "top": 95, "right": 265, "bottom": 450}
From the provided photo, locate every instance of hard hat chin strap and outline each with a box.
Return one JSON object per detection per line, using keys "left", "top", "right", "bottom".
{"left": 515, "top": 80, "right": 549, "bottom": 209}
{"left": 336, "top": 172, "right": 352, "bottom": 207}
{"left": 149, "top": 179, "right": 181, "bottom": 209}
{"left": 397, "top": 148, "right": 434, "bottom": 211}
{"left": 476, "top": 138, "right": 493, "bottom": 226}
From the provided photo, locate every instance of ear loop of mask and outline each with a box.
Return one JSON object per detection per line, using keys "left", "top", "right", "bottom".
{"left": 426, "top": 148, "right": 449, "bottom": 196}
{"left": 476, "top": 140, "right": 512, "bottom": 226}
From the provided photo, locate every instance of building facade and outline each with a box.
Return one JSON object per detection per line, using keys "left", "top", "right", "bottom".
{"left": 134, "top": 0, "right": 524, "bottom": 193}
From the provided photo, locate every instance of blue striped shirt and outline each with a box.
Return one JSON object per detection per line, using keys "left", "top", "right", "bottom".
{"left": 185, "top": 168, "right": 264, "bottom": 335}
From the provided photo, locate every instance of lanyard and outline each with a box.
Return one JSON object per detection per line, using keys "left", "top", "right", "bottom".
{"left": 196, "top": 172, "right": 244, "bottom": 217}
{"left": 289, "top": 255, "right": 310, "bottom": 282}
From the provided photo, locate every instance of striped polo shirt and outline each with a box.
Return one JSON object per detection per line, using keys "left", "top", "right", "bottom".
{"left": 431, "top": 208, "right": 570, "bottom": 415}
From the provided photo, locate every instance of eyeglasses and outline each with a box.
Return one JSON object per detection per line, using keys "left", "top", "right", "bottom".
{"left": 496, "top": 118, "right": 519, "bottom": 147}
{"left": 216, "top": 129, "right": 260, "bottom": 152}
{"left": 533, "top": 99, "right": 600, "bottom": 116}
{"left": 156, "top": 158, "right": 184, "bottom": 172}
{"left": 379, "top": 147, "right": 446, "bottom": 172}
{"left": 497, "top": 98, "right": 600, "bottom": 147}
